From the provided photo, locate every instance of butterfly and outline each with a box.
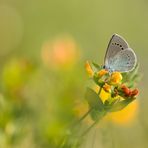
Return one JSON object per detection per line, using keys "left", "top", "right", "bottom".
{"left": 104, "top": 34, "right": 137, "bottom": 73}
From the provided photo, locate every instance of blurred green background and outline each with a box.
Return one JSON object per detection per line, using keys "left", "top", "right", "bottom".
{"left": 0, "top": 0, "right": 147, "bottom": 148}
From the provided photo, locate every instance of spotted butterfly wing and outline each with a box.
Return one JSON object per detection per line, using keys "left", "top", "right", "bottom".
{"left": 104, "top": 34, "right": 137, "bottom": 72}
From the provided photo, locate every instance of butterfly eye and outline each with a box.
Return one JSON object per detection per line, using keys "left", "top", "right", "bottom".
{"left": 103, "top": 65, "right": 106, "bottom": 69}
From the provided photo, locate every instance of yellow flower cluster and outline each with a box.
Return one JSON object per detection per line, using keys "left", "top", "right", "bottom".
{"left": 97, "top": 70, "right": 123, "bottom": 93}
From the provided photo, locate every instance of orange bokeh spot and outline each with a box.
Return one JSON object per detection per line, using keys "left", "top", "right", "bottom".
{"left": 41, "top": 35, "right": 80, "bottom": 70}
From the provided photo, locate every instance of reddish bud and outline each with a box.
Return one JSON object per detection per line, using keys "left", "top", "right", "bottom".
{"left": 131, "top": 89, "right": 139, "bottom": 97}
{"left": 121, "top": 85, "right": 131, "bottom": 96}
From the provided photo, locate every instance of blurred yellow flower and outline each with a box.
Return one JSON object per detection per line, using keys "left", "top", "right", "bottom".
{"left": 41, "top": 35, "right": 80, "bottom": 70}
{"left": 110, "top": 71, "right": 122, "bottom": 85}
{"left": 85, "top": 61, "right": 94, "bottom": 77}
{"left": 2, "top": 58, "right": 32, "bottom": 89}
{"left": 2, "top": 58, "right": 32, "bottom": 100}
{"left": 97, "top": 69, "right": 108, "bottom": 77}
{"left": 108, "top": 100, "right": 138, "bottom": 125}
{"left": 103, "top": 83, "right": 111, "bottom": 93}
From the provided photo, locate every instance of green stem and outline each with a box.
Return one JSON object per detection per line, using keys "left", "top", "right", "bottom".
{"left": 98, "top": 87, "right": 102, "bottom": 95}
{"left": 81, "top": 118, "right": 100, "bottom": 137}
{"left": 77, "top": 107, "right": 93, "bottom": 123}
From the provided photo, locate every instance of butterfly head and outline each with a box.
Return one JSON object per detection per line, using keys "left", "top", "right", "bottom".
{"left": 103, "top": 65, "right": 115, "bottom": 73}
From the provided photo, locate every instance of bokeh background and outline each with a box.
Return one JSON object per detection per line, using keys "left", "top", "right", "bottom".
{"left": 0, "top": 0, "right": 147, "bottom": 148}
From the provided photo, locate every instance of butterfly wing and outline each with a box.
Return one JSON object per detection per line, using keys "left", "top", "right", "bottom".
{"left": 104, "top": 34, "right": 129, "bottom": 67}
{"left": 108, "top": 48, "right": 137, "bottom": 72}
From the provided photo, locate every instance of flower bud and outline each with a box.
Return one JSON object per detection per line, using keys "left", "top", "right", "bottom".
{"left": 85, "top": 61, "right": 94, "bottom": 77}
{"left": 121, "top": 85, "right": 130, "bottom": 96}
{"left": 103, "top": 83, "right": 111, "bottom": 93}
{"left": 97, "top": 69, "right": 108, "bottom": 77}
{"left": 110, "top": 72, "right": 122, "bottom": 85}
{"left": 131, "top": 89, "right": 139, "bottom": 97}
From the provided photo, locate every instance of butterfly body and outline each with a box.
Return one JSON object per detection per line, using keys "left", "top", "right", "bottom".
{"left": 104, "top": 34, "right": 137, "bottom": 73}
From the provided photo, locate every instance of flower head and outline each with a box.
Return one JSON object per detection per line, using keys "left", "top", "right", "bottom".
{"left": 84, "top": 61, "right": 140, "bottom": 126}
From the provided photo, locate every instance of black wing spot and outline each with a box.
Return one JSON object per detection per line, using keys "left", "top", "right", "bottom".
{"left": 115, "top": 43, "right": 116, "bottom": 45}
{"left": 117, "top": 44, "right": 119, "bottom": 45}
{"left": 121, "top": 48, "right": 124, "bottom": 50}
{"left": 120, "top": 45, "right": 122, "bottom": 47}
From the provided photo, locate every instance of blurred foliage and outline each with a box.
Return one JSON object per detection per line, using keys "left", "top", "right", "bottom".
{"left": 0, "top": 0, "right": 147, "bottom": 148}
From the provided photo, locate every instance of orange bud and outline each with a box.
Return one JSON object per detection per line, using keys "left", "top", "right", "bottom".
{"left": 97, "top": 69, "right": 108, "bottom": 77}
{"left": 110, "top": 72, "right": 122, "bottom": 85}
{"left": 121, "top": 85, "right": 130, "bottom": 96}
{"left": 85, "top": 61, "right": 94, "bottom": 77}
{"left": 103, "top": 83, "right": 111, "bottom": 93}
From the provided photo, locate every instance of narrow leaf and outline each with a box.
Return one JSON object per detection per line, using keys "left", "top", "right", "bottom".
{"left": 108, "top": 98, "right": 136, "bottom": 112}
{"left": 92, "top": 62, "right": 101, "bottom": 71}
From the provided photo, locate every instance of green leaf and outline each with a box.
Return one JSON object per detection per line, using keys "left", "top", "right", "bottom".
{"left": 108, "top": 98, "right": 136, "bottom": 112}
{"left": 85, "top": 88, "right": 104, "bottom": 110}
{"left": 92, "top": 62, "right": 102, "bottom": 71}
{"left": 90, "top": 108, "right": 106, "bottom": 121}
{"left": 93, "top": 74, "right": 104, "bottom": 87}
{"left": 122, "top": 63, "right": 139, "bottom": 85}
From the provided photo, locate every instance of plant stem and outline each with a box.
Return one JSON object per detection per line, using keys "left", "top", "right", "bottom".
{"left": 77, "top": 107, "right": 93, "bottom": 123}
{"left": 81, "top": 118, "right": 100, "bottom": 137}
{"left": 98, "top": 87, "right": 102, "bottom": 95}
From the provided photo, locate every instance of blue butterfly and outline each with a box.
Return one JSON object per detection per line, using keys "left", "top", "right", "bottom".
{"left": 104, "top": 34, "right": 137, "bottom": 72}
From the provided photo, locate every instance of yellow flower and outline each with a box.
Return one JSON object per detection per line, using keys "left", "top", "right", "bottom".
{"left": 108, "top": 100, "right": 138, "bottom": 125}
{"left": 85, "top": 61, "right": 94, "bottom": 77}
{"left": 103, "top": 83, "right": 111, "bottom": 93}
{"left": 93, "top": 85, "right": 110, "bottom": 102}
{"left": 97, "top": 69, "right": 108, "bottom": 77}
{"left": 110, "top": 72, "right": 122, "bottom": 85}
